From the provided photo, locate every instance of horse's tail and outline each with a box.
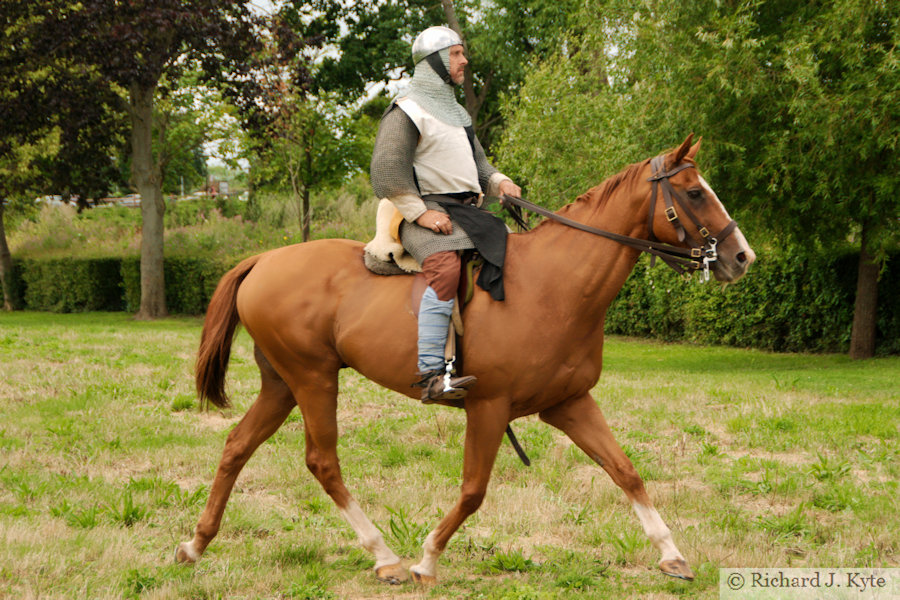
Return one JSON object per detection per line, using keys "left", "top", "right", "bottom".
{"left": 196, "top": 254, "right": 261, "bottom": 409}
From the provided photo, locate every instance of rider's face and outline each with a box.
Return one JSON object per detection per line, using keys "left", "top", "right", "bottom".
{"left": 448, "top": 45, "right": 467, "bottom": 85}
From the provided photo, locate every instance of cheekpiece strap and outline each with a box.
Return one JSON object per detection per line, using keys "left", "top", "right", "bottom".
{"left": 425, "top": 53, "right": 453, "bottom": 84}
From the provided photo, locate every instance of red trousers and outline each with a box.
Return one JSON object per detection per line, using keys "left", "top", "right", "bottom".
{"left": 422, "top": 251, "right": 460, "bottom": 301}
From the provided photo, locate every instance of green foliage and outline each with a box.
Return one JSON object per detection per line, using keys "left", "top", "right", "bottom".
{"left": 251, "top": 94, "right": 368, "bottom": 204}
{"left": 122, "top": 255, "right": 229, "bottom": 315}
{"left": 378, "top": 506, "right": 432, "bottom": 557}
{"left": 6, "top": 180, "right": 380, "bottom": 315}
{"left": 497, "top": 0, "right": 900, "bottom": 357}
{"left": 170, "top": 394, "right": 195, "bottom": 412}
{"left": 51, "top": 501, "right": 101, "bottom": 529}
{"left": 483, "top": 548, "right": 537, "bottom": 574}
{"left": 288, "top": 0, "right": 579, "bottom": 150}
{"left": 605, "top": 249, "right": 900, "bottom": 354}
{"left": 105, "top": 490, "right": 149, "bottom": 528}
{"left": 756, "top": 504, "right": 813, "bottom": 543}
{"left": 272, "top": 543, "right": 325, "bottom": 567}
{"left": 9, "top": 254, "right": 229, "bottom": 315}
{"left": 1, "top": 2, "right": 128, "bottom": 207}
{"left": 807, "top": 453, "right": 851, "bottom": 482}
{"left": 495, "top": 33, "right": 633, "bottom": 208}
{"left": 19, "top": 257, "right": 124, "bottom": 312}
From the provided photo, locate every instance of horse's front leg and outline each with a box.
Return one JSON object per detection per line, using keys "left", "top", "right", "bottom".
{"left": 539, "top": 393, "right": 694, "bottom": 581}
{"left": 410, "top": 400, "right": 510, "bottom": 584}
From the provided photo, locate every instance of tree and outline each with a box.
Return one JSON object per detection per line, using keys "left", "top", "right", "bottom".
{"left": 25, "top": 0, "right": 265, "bottom": 318}
{"left": 233, "top": 9, "right": 372, "bottom": 241}
{"left": 442, "top": 0, "right": 581, "bottom": 148}
{"left": 0, "top": 1, "right": 127, "bottom": 309}
{"left": 251, "top": 94, "right": 367, "bottom": 241}
{"left": 287, "top": 0, "right": 579, "bottom": 151}
{"left": 118, "top": 68, "right": 235, "bottom": 198}
{"left": 36, "top": 74, "right": 129, "bottom": 212}
{"left": 498, "top": 0, "right": 900, "bottom": 357}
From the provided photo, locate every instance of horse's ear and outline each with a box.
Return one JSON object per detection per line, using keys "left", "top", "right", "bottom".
{"left": 666, "top": 134, "right": 695, "bottom": 168}
{"left": 687, "top": 136, "right": 702, "bottom": 160}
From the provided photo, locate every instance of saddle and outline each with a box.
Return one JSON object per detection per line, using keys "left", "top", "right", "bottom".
{"left": 363, "top": 199, "right": 421, "bottom": 275}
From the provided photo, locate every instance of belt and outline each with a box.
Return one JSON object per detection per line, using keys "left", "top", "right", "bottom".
{"left": 422, "top": 192, "right": 483, "bottom": 207}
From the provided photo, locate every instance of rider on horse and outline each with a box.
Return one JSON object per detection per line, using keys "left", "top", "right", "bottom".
{"left": 370, "top": 26, "right": 522, "bottom": 404}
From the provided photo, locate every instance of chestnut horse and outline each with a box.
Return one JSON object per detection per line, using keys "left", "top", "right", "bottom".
{"left": 175, "top": 136, "right": 755, "bottom": 584}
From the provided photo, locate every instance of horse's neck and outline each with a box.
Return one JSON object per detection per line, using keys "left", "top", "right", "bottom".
{"left": 512, "top": 187, "right": 646, "bottom": 319}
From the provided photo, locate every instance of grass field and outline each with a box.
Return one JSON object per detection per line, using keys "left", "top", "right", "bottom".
{"left": 1, "top": 312, "right": 898, "bottom": 599}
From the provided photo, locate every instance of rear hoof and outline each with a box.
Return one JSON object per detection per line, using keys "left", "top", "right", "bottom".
{"left": 660, "top": 558, "right": 694, "bottom": 581}
{"left": 375, "top": 563, "right": 408, "bottom": 585}
{"left": 410, "top": 568, "right": 437, "bottom": 586}
{"left": 175, "top": 542, "right": 200, "bottom": 565}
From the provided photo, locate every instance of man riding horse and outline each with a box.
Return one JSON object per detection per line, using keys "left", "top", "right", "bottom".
{"left": 370, "top": 26, "right": 522, "bottom": 404}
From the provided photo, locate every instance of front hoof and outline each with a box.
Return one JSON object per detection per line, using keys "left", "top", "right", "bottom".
{"left": 375, "top": 563, "right": 408, "bottom": 585}
{"left": 175, "top": 542, "right": 200, "bottom": 565}
{"left": 660, "top": 558, "right": 694, "bottom": 581}
{"left": 410, "top": 568, "right": 437, "bottom": 586}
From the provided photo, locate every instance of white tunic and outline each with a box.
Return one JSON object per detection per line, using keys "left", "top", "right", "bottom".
{"left": 396, "top": 97, "right": 480, "bottom": 196}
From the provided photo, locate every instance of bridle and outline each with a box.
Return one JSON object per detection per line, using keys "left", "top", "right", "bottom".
{"left": 500, "top": 155, "right": 738, "bottom": 282}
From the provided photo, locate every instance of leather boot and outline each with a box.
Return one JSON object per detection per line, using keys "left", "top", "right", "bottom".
{"left": 415, "top": 370, "right": 477, "bottom": 404}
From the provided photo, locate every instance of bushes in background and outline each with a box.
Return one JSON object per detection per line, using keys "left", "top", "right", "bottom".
{"left": 12, "top": 255, "right": 231, "bottom": 315}
{"left": 605, "top": 248, "right": 900, "bottom": 355}
{"left": 18, "top": 257, "right": 125, "bottom": 312}
{"left": 121, "top": 256, "right": 230, "bottom": 314}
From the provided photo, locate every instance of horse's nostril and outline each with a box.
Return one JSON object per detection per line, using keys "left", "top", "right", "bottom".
{"left": 736, "top": 251, "right": 747, "bottom": 264}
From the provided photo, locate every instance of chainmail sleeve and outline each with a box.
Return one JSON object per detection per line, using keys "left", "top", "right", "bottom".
{"left": 473, "top": 135, "right": 500, "bottom": 193}
{"left": 370, "top": 106, "right": 427, "bottom": 221}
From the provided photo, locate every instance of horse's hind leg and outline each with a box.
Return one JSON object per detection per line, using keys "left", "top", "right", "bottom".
{"left": 296, "top": 374, "right": 407, "bottom": 584}
{"left": 176, "top": 347, "right": 295, "bottom": 564}
{"left": 539, "top": 393, "right": 694, "bottom": 581}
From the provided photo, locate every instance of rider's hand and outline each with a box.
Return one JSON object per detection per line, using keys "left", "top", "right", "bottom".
{"left": 498, "top": 179, "right": 522, "bottom": 207}
{"left": 416, "top": 209, "right": 453, "bottom": 235}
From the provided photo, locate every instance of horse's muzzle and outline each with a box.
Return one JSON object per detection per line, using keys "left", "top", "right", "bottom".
{"left": 714, "top": 230, "right": 756, "bottom": 283}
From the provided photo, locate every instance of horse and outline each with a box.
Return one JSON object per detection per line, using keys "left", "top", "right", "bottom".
{"left": 175, "top": 135, "right": 755, "bottom": 584}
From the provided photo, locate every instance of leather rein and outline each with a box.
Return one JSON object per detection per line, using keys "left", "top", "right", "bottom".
{"left": 500, "top": 155, "right": 738, "bottom": 281}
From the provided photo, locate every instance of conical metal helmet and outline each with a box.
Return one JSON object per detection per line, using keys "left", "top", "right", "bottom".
{"left": 411, "top": 26, "right": 463, "bottom": 65}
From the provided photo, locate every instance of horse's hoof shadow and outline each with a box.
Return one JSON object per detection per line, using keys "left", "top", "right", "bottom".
{"left": 660, "top": 558, "right": 695, "bottom": 581}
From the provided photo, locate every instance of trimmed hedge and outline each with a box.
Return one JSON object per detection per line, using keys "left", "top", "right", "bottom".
{"left": 19, "top": 257, "right": 125, "bottom": 312}
{"left": 121, "top": 256, "right": 229, "bottom": 314}
{"left": 605, "top": 248, "right": 900, "bottom": 355}
{"left": 11, "top": 255, "right": 232, "bottom": 315}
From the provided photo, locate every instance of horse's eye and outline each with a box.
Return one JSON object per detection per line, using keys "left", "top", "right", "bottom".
{"left": 687, "top": 189, "right": 703, "bottom": 201}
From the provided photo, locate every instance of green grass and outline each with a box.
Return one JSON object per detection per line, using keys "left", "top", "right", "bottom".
{"left": 1, "top": 312, "right": 898, "bottom": 599}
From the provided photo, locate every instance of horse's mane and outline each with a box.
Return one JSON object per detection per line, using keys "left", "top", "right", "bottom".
{"left": 571, "top": 158, "right": 652, "bottom": 212}
{"left": 529, "top": 158, "right": 652, "bottom": 231}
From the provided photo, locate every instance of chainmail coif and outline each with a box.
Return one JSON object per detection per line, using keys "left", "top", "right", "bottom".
{"left": 404, "top": 47, "right": 471, "bottom": 127}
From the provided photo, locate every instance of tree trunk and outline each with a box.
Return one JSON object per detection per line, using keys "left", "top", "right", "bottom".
{"left": 130, "top": 82, "right": 168, "bottom": 319}
{"left": 849, "top": 220, "right": 879, "bottom": 359}
{"left": 0, "top": 202, "right": 15, "bottom": 311}
{"left": 302, "top": 186, "right": 311, "bottom": 243}
{"left": 301, "top": 127, "right": 312, "bottom": 242}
